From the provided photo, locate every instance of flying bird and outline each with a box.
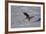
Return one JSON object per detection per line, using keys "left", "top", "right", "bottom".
{"left": 23, "top": 12, "right": 34, "bottom": 21}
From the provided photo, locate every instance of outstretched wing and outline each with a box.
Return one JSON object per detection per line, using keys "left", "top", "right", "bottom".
{"left": 23, "top": 12, "right": 29, "bottom": 18}
{"left": 30, "top": 16, "right": 34, "bottom": 19}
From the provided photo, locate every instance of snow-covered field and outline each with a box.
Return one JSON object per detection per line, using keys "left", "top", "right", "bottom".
{"left": 11, "top": 6, "right": 41, "bottom": 28}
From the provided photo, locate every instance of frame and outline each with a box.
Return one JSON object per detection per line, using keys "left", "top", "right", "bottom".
{"left": 5, "top": 1, "right": 45, "bottom": 34}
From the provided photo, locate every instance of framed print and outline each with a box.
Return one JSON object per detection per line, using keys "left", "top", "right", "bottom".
{"left": 5, "top": 1, "right": 45, "bottom": 34}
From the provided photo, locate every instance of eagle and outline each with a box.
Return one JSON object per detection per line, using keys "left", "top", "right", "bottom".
{"left": 23, "top": 12, "right": 34, "bottom": 21}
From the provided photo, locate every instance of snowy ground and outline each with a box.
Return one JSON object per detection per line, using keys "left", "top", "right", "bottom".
{"left": 11, "top": 6, "right": 41, "bottom": 28}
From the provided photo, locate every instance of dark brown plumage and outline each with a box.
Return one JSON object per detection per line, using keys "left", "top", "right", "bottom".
{"left": 23, "top": 12, "right": 34, "bottom": 21}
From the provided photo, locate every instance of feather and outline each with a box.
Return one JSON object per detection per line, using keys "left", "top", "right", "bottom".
{"left": 23, "top": 12, "right": 29, "bottom": 18}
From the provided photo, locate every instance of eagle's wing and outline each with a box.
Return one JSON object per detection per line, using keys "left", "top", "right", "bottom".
{"left": 30, "top": 16, "right": 34, "bottom": 19}
{"left": 23, "top": 12, "right": 29, "bottom": 18}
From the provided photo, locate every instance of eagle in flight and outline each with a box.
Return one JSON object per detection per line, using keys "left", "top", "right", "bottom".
{"left": 23, "top": 12, "right": 34, "bottom": 21}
